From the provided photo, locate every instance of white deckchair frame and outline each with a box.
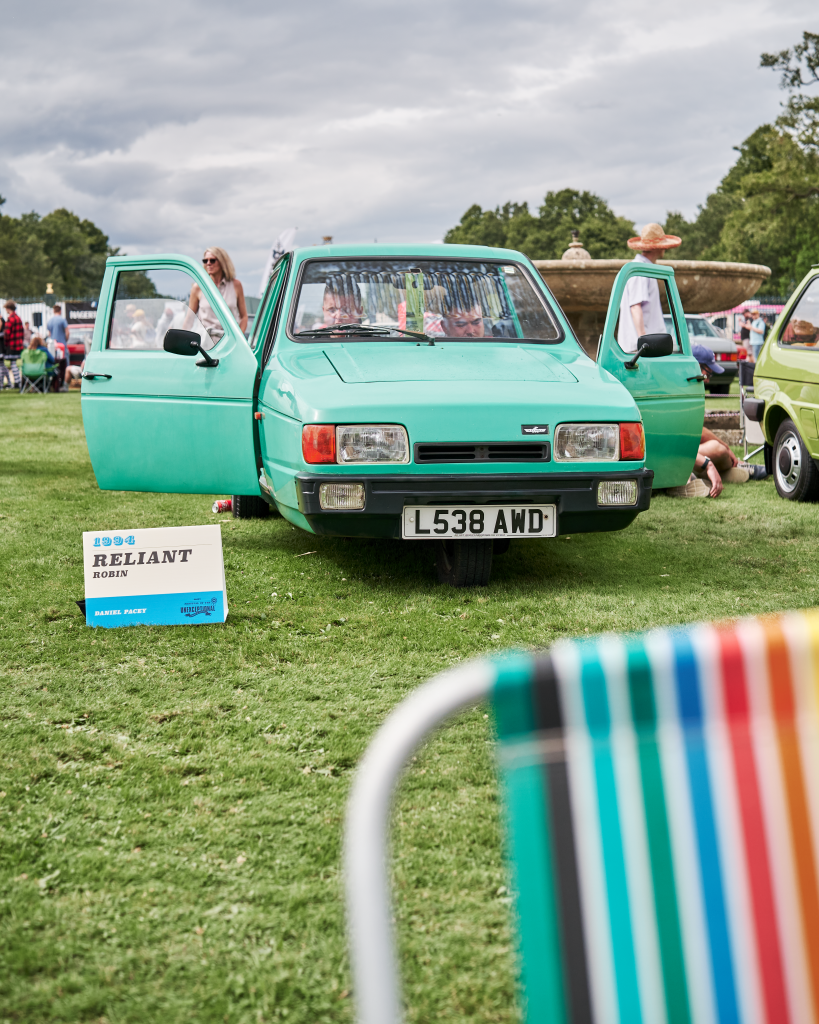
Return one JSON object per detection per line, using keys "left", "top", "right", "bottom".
{"left": 343, "top": 660, "right": 495, "bottom": 1024}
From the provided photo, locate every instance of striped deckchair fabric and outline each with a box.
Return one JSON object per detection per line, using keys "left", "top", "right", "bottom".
{"left": 494, "top": 610, "right": 819, "bottom": 1024}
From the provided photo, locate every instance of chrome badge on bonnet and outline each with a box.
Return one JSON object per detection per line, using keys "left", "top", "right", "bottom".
{"left": 521, "top": 424, "right": 549, "bottom": 435}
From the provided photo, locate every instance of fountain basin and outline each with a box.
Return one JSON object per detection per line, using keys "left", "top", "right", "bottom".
{"left": 534, "top": 258, "right": 771, "bottom": 357}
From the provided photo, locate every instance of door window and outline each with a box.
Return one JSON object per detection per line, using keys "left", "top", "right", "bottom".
{"left": 780, "top": 278, "right": 819, "bottom": 349}
{"left": 107, "top": 268, "right": 224, "bottom": 352}
{"left": 616, "top": 275, "right": 681, "bottom": 353}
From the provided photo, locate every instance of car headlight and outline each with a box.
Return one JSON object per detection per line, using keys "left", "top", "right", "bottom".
{"left": 336, "top": 425, "right": 409, "bottom": 464}
{"left": 553, "top": 423, "right": 618, "bottom": 461}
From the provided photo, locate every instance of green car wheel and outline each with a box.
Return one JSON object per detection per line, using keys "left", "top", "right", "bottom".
{"left": 773, "top": 419, "right": 819, "bottom": 502}
{"left": 437, "top": 539, "right": 493, "bottom": 588}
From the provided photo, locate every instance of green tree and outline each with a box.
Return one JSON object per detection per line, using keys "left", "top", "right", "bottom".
{"left": 0, "top": 200, "right": 52, "bottom": 297}
{"left": 444, "top": 189, "right": 634, "bottom": 259}
{"left": 762, "top": 30, "right": 819, "bottom": 151}
{"left": 666, "top": 33, "right": 819, "bottom": 294}
{"left": 0, "top": 202, "right": 158, "bottom": 300}
{"left": 37, "top": 208, "right": 112, "bottom": 296}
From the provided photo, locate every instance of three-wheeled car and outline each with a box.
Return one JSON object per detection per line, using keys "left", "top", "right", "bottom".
{"left": 81, "top": 244, "right": 703, "bottom": 585}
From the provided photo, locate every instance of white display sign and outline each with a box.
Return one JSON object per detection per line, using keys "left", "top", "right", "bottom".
{"left": 82, "top": 524, "right": 227, "bottom": 628}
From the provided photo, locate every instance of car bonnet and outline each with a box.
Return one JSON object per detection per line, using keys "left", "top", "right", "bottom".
{"left": 320, "top": 343, "right": 578, "bottom": 384}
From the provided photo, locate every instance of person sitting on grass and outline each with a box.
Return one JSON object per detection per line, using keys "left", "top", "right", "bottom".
{"left": 669, "top": 343, "right": 768, "bottom": 498}
{"left": 63, "top": 358, "right": 85, "bottom": 391}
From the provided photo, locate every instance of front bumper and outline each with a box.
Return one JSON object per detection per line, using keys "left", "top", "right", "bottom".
{"left": 294, "top": 469, "right": 654, "bottom": 538}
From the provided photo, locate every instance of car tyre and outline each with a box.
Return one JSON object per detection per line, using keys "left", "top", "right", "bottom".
{"left": 493, "top": 538, "right": 511, "bottom": 555}
{"left": 772, "top": 419, "right": 819, "bottom": 501}
{"left": 437, "top": 539, "right": 493, "bottom": 587}
{"left": 232, "top": 494, "right": 271, "bottom": 518}
{"left": 708, "top": 381, "right": 731, "bottom": 395}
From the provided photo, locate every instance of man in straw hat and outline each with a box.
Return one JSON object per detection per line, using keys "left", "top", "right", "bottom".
{"left": 618, "top": 222, "right": 682, "bottom": 353}
{"left": 748, "top": 306, "right": 766, "bottom": 362}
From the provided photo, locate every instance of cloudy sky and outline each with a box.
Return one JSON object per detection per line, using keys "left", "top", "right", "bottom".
{"left": 1, "top": 0, "right": 815, "bottom": 290}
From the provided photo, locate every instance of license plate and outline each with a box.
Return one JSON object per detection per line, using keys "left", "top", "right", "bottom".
{"left": 402, "top": 504, "right": 556, "bottom": 539}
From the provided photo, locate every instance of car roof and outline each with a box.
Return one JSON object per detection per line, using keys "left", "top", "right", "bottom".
{"left": 289, "top": 242, "right": 530, "bottom": 263}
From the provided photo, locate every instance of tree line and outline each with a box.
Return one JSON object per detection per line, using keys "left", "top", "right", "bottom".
{"left": 0, "top": 201, "right": 156, "bottom": 300}
{"left": 445, "top": 31, "right": 819, "bottom": 297}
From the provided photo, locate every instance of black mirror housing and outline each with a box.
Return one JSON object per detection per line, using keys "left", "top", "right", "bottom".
{"left": 163, "top": 329, "right": 201, "bottom": 356}
{"left": 163, "top": 328, "right": 219, "bottom": 367}
{"left": 637, "top": 333, "right": 674, "bottom": 358}
{"left": 624, "top": 332, "right": 674, "bottom": 369}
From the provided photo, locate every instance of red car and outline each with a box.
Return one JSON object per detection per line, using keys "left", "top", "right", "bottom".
{"left": 67, "top": 326, "right": 94, "bottom": 364}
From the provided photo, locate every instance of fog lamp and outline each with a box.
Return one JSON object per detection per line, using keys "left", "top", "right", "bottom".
{"left": 597, "top": 479, "right": 638, "bottom": 506}
{"left": 319, "top": 482, "right": 365, "bottom": 510}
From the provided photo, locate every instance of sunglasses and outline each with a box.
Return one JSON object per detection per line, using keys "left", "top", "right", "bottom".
{"left": 202, "top": 257, "right": 219, "bottom": 265}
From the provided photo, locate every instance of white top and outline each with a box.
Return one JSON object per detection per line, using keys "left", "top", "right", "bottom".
{"left": 750, "top": 317, "right": 766, "bottom": 343}
{"left": 198, "top": 278, "right": 240, "bottom": 338}
{"left": 618, "top": 253, "right": 666, "bottom": 353}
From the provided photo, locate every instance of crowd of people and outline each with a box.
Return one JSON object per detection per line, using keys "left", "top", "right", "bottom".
{"left": 0, "top": 302, "right": 86, "bottom": 391}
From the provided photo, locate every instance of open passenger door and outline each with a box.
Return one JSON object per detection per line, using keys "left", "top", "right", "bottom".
{"left": 82, "top": 255, "right": 261, "bottom": 494}
{"left": 597, "top": 262, "right": 703, "bottom": 489}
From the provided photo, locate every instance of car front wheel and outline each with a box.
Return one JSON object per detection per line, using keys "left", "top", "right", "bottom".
{"left": 773, "top": 419, "right": 819, "bottom": 501}
{"left": 436, "top": 539, "right": 493, "bottom": 587}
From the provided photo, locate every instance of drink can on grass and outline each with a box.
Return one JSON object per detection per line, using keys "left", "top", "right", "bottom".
{"left": 212, "top": 498, "right": 232, "bottom": 514}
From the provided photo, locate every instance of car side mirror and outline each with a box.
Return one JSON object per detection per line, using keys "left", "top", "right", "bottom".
{"left": 624, "top": 332, "right": 674, "bottom": 369}
{"left": 163, "top": 328, "right": 219, "bottom": 367}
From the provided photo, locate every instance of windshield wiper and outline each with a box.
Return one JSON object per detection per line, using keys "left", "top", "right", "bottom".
{"left": 297, "top": 323, "right": 434, "bottom": 343}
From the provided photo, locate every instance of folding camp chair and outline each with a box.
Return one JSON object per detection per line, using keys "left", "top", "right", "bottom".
{"left": 346, "top": 610, "right": 819, "bottom": 1024}
{"left": 19, "top": 349, "right": 56, "bottom": 394}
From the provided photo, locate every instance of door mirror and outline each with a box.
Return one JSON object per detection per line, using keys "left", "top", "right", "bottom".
{"left": 164, "top": 328, "right": 219, "bottom": 367}
{"left": 624, "top": 332, "right": 674, "bottom": 369}
{"left": 164, "top": 329, "right": 200, "bottom": 356}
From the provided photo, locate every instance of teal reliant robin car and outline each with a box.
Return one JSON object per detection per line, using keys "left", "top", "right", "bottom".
{"left": 81, "top": 244, "right": 703, "bottom": 585}
{"left": 745, "top": 266, "right": 819, "bottom": 501}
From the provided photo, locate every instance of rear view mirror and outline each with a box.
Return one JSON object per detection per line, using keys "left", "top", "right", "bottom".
{"left": 163, "top": 328, "right": 219, "bottom": 367}
{"left": 624, "top": 332, "right": 674, "bottom": 369}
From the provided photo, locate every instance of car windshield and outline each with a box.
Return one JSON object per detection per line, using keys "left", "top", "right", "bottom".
{"left": 290, "top": 259, "right": 563, "bottom": 343}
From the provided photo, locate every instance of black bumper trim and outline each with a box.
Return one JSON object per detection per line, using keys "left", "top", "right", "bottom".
{"left": 295, "top": 469, "right": 653, "bottom": 538}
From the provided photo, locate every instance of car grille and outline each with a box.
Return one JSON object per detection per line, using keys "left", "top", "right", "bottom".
{"left": 414, "top": 442, "right": 551, "bottom": 464}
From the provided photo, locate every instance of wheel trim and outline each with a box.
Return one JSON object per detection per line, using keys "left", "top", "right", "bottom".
{"left": 776, "top": 432, "right": 803, "bottom": 493}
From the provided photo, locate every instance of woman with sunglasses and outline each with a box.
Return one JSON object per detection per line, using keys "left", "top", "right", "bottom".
{"left": 189, "top": 246, "right": 248, "bottom": 339}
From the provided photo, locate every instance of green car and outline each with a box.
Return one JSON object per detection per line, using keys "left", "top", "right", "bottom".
{"left": 749, "top": 267, "right": 819, "bottom": 501}
{"left": 81, "top": 244, "right": 703, "bottom": 586}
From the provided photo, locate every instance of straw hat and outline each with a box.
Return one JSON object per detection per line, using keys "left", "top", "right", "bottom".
{"left": 627, "top": 222, "right": 682, "bottom": 252}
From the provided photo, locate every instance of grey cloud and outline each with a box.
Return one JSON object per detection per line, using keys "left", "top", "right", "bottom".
{"left": 2, "top": 0, "right": 815, "bottom": 285}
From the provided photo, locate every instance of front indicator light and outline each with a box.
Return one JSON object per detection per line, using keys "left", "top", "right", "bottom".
{"left": 303, "top": 425, "right": 336, "bottom": 464}
{"left": 319, "top": 483, "right": 365, "bottom": 510}
{"left": 597, "top": 480, "right": 638, "bottom": 506}
{"left": 619, "top": 422, "right": 645, "bottom": 460}
{"left": 554, "top": 423, "right": 618, "bottom": 461}
{"left": 336, "top": 424, "right": 409, "bottom": 464}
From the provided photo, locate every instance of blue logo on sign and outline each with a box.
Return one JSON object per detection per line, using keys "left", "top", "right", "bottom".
{"left": 181, "top": 598, "right": 218, "bottom": 619}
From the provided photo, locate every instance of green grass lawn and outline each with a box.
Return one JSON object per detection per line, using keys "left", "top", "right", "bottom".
{"left": 1, "top": 391, "right": 815, "bottom": 1024}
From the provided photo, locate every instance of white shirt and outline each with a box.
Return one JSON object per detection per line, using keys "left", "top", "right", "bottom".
{"left": 618, "top": 253, "right": 666, "bottom": 353}
{"left": 198, "top": 278, "right": 240, "bottom": 340}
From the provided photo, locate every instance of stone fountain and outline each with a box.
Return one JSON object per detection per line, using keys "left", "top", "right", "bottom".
{"left": 534, "top": 231, "right": 771, "bottom": 357}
